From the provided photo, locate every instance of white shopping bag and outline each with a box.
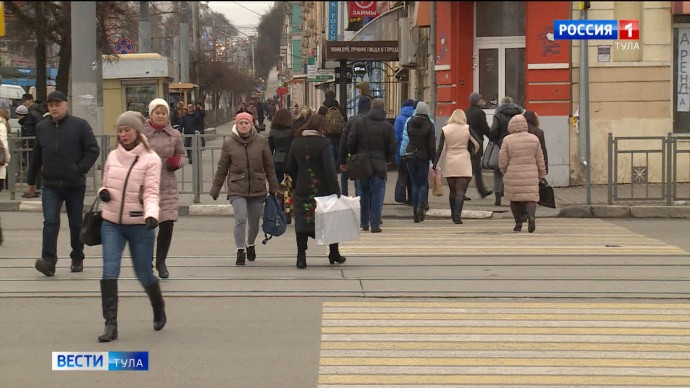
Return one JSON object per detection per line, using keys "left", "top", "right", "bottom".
{"left": 315, "top": 194, "right": 361, "bottom": 246}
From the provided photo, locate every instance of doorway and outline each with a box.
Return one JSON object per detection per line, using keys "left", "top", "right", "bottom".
{"left": 473, "top": 39, "right": 525, "bottom": 111}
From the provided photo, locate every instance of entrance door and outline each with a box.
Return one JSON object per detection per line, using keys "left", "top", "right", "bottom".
{"left": 474, "top": 39, "right": 525, "bottom": 110}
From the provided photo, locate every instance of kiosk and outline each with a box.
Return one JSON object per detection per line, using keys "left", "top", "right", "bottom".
{"left": 102, "top": 53, "right": 173, "bottom": 135}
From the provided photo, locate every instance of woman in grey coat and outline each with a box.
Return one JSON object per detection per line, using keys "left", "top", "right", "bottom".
{"left": 142, "top": 98, "right": 188, "bottom": 278}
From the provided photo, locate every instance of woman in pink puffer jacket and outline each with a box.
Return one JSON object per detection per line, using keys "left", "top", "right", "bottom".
{"left": 95, "top": 111, "right": 166, "bottom": 343}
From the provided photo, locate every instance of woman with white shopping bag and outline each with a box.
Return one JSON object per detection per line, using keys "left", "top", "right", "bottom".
{"left": 286, "top": 114, "right": 346, "bottom": 269}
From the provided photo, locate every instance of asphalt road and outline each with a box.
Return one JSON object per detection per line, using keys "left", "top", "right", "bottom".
{"left": 2, "top": 214, "right": 689, "bottom": 387}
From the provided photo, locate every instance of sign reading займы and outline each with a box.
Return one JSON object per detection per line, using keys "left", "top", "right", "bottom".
{"left": 325, "top": 41, "right": 399, "bottom": 61}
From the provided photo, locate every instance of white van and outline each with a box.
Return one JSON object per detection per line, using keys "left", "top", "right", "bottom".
{"left": 29, "top": 85, "right": 56, "bottom": 99}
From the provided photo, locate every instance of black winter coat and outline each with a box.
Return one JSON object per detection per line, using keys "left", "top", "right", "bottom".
{"left": 346, "top": 108, "right": 396, "bottom": 177}
{"left": 405, "top": 114, "right": 436, "bottom": 162}
{"left": 489, "top": 103, "right": 523, "bottom": 146}
{"left": 27, "top": 114, "right": 100, "bottom": 188}
{"left": 286, "top": 132, "right": 340, "bottom": 236}
{"left": 268, "top": 124, "right": 293, "bottom": 164}
{"left": 466, "top": 103, "right": 490, "bottom": 156}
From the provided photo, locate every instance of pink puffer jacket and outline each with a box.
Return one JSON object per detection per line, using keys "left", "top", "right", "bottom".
{"left": 498, "top": 118, "right": 547, "bottom": 203}
{"left": 100, "top": 141, "right": 162, "bottom": 225}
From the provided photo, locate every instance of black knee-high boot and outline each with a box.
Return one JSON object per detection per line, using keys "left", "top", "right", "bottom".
{"left": 510, "top": 202, "right": 523, "bottom": 231}
{"left": 452, "top": 197, "right": 464, "bottom": 224}
{"left": 328, "top": 243, "right": 346, "bottom": 264}
{"left": 296, "top": 233, "right": 308, "bottom": 269}
{"left": 155, "top": 221, "right": 173, "bottom": 278}
{"left": 526, "top": 201, "right": 537, "bottom": 233}
{"left": 144, "top": 281, "right": 167, "bottom": 331}
{"left": 98, "top": 279, "right": 118, "bottom": 342}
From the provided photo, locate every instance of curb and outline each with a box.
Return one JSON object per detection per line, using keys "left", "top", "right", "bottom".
{"left": 3, "top": 201, "right": 690, "bottom": 219}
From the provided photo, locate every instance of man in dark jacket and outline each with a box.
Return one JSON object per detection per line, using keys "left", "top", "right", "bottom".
{"left": 180, "top": 103, "right": 199, "bottom": 162}
{"left": 27, "top": 91, "right": 100, "bottom": 277}
{"left": 322, "top": 90, "right": 348, "bottom": 175}
{"left": 347, "top": 99, "right": 395, "bottom": 233}
{"left": 489, "top": 96, "right": 523, "bottom": 205}
{"left": 339, "top": 96, "right": 371, "bottom": 196}
{"left": 465, "top": 93, "right": 493, "bottom": 198}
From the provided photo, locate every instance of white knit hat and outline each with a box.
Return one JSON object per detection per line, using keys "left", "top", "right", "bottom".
{"left": 148, "top": 98, "right": 170, "bottom": 116}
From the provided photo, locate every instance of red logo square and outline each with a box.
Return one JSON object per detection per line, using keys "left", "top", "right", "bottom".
{"left": 619, "top": 20, "right": 639, "bottom": 40}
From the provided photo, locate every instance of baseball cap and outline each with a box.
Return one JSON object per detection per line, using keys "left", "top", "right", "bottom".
{"left": 15, "top": 105, "right": 29, "bottom": 115}
{"left": 47, "top": 91, "right": 68, "bottom": 102}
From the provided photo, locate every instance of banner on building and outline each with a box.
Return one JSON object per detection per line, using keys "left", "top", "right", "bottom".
{"left": 349, "top": 1, "right": 378, "bottom": 18}
{"left": 325, "top": 41, "right": 399, "bottom": 61}
{"left": 678, "top": 28, "right": 690, "bottom": 112}
{"left": 328, "top": 1, "right": 338, "bottom": 41}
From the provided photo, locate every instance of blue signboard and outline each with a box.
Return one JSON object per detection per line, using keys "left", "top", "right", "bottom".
{"left": 328, "top": 1, "right": 338, "bottom": 41}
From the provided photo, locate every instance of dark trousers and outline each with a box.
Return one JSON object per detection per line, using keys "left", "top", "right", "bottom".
{"left": 41, "top": 184, "right": 86, "bottom": 264}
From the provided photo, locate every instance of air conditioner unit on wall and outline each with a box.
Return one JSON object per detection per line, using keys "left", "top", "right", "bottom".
{"left": 398, "top": 17, "right": 417, "bottom": 67}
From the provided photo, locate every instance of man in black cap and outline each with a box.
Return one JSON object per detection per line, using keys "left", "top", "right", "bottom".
{"left": 27, "top": 90, "right": 100, "bottom": 276}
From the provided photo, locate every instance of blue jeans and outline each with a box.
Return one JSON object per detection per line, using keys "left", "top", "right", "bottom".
{"left": 359, "top": 174, "right": 386, "bottom": 229}
{"left": 41, "top": 184, "right": 86, "bottom": 264}
{"left": 328, "top": 135, "right": 341, "bottom": 174}
{"left": 407, "top": 159, "right": 430, "bottom": 213}
{"left": 101, "top": 220, "right": 157, "bottom": 286}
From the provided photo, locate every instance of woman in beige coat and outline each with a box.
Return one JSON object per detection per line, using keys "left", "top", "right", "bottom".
{"left": 142, "top": 98, "right": 187, "bottom": 278}
{"left": 499, "top": 114, "right": 547, "bottom": 233}
{"left": 433, "top": 109, "right": 479, "bottom": 224}
{"left": 0, "top": 108, "right": 10, "bottom": 192}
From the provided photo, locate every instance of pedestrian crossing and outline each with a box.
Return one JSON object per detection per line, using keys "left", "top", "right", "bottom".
{"left": 318, "top": 301, "right": 690, "bottom": 386}
{"left": 338, "top": 218, "right": 687, "bottom": 256}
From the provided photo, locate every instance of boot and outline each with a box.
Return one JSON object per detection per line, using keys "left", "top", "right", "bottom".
{"left": 236, "top": 249, "right": 246, "bottom": 266}
{"left": 246, "top": 245, "right": 256, "bottom": 262}
{"left": 513, "top": 221, "right": 523, "bottom": 232}
{"left": 528, "top": 215, "right": 536, "bottom": 233}
{"left": 494, "top": 192, "right": 502, "bottom": 206}
{"left": 413, "top": 208, "right": 420, "bottom": 223}
{"left": 452, "top": 197, "right": 464, "bottom": 224}
{"left": 296, "top": 250, "right": 307, "bottom": 269}
{"left": 155, "top": 258, "right": 169, "bottom": 279}
{"left": 296, "top": 233, "right": 308, "bottom": 269}
{"left": 328, "top": 243, "right": 346, "bottom": 265}
{"left": 417, "top": 207, "right": 425, "bottom": 222}
{"left": 98, "top": 279, "right": 118, "bottom": 342}
{"left": 144, "top": 281, "right": 167, "bottom": 331}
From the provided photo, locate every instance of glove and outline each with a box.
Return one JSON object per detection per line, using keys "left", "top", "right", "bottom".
{"left": 98, "top": 189, "right": 111, "bottom": 202}
{"left": 145, "top": 217, "right": 159, "bottom": 230}
{"left": 166, "top": 155, "right": 182, "bottom": 171}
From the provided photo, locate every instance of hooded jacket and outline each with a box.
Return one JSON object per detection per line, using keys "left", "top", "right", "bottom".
{"left": 209, "top": 125, "right": 279, "bottom": 199}
{"left": 393, "top": 105, "right": 415, "bottom": 164}
{"left": 490, "top": 102, "right": 523, "bottom": 146}
{"left": 347, "top": 107, "right": 396, "bottom": 177}
{"left": 400, "top": 114, "right": 436, "bottom": 162}
{"left": 498, "top": 116, "right": 547, "bottom": 202}
{"left": 100, "top": 140, "right": 161, "bottom": 225}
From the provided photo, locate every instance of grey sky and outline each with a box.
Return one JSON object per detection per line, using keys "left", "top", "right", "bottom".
{"left": 207, "top": 1, "right": 275, "bottom": 37}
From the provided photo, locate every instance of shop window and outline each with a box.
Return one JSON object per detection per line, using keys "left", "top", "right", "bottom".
{"left": 475, "top": 2, "right": 525, "bottom": 38}
{"left": 124, "top": 85, "right": 156, "bottom": 118}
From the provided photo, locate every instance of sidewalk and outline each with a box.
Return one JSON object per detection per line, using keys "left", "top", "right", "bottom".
{"left": 2, "top": 119, "right": 690, "bottom": 219}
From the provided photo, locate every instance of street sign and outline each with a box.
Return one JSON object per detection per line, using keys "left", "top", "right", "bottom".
{"left": 308, "top": 74, "right": 335, "bottom": 83}
{"left": 114, "top": 37, "right": 135, "bottom": 54}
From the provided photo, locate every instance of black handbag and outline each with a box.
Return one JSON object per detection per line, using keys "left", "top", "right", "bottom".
{"left": 80, "top": 196, "right": 103, "bottom": 246}
{"left": 346, "top": 126, "right": 373, "bottom": 181}
{"left": 538, "top": 179, "right": 556, "bottom": 208}
{"left": 481, "top": 141, "right": 500, "bottom": 170}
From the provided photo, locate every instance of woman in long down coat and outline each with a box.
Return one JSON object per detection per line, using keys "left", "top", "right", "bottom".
{"left": 286, "top": 114, "right": 346, "bottom": 269}
{"left": 499, "top": 114, "right": 547, "bottom": 233}
{"left": 142, "top": 98, "right": 188, "bottom": 278}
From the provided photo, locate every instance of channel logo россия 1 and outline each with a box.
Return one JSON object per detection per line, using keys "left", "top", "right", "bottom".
{"left": 554, "top": 20, "right": 639, "bottom": 40}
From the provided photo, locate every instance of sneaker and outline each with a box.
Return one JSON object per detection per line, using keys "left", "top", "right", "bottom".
{"left": 35, "top": 259, "right": 56, "bottom": 277}
{"left": 361, "top": 225, "right": 369, "bottom": 231}
{"left": 70, "top": 259, "right": 84, "bottom": 273}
